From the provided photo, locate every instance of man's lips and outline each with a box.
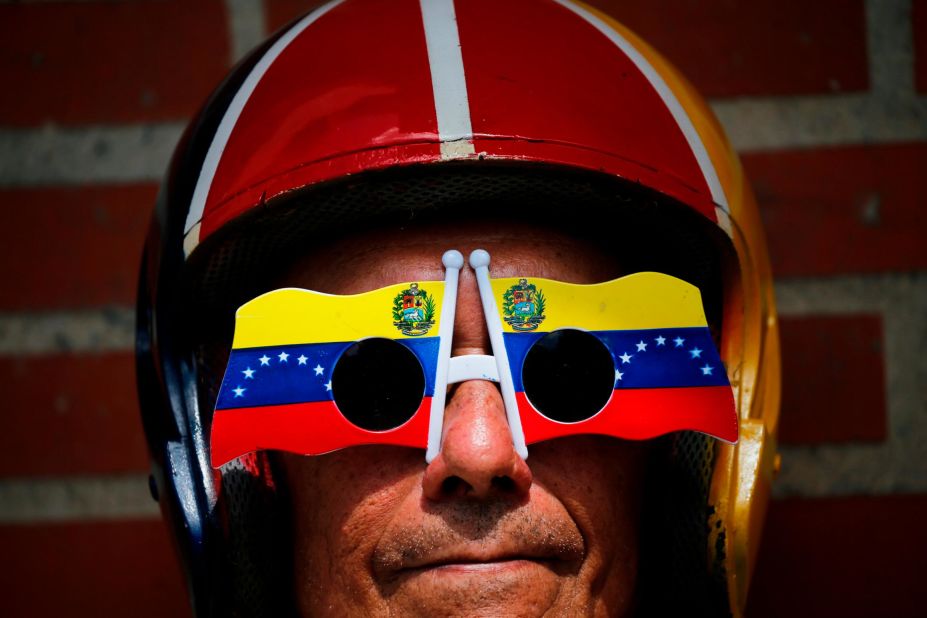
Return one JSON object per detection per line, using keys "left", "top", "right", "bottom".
{"left": 395, "top": 545, "right": 564, "bottom": 573}
{"left": 370, "top": 497, "right": 587, "bottom": 584}
{"left": 372, "top": 519, "right": 585, "bottom": 581}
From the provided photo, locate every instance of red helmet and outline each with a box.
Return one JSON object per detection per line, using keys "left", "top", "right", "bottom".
{"left": 137, "top": 0, "right": 780, "bottom": 614}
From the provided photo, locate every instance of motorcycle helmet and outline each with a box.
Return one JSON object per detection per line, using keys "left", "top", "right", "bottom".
{"left": 137, "top": 1, "right": 780, "bottom": 615}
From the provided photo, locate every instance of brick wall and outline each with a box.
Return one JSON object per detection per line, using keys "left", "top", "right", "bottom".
{"left": 1, "top": 1, "right": 924, "bottom": 616}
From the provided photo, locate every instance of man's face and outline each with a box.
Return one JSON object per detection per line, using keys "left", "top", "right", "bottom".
{"left": 277, "top": 221, "right": 647, "bottom": 616}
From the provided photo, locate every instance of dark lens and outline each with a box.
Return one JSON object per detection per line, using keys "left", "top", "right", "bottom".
{"left": 332, "top": 338, "right": 425, "bottom": 431}
{"left": 522, "top": 329, "right": 615, "bottom": 423}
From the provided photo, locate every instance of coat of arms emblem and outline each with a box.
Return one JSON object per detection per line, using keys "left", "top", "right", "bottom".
{"left": 502, "top": 278, "right": 546, "bottom": 331}
{"left": 392, "top": 283, "right": 436, "bottom": 336}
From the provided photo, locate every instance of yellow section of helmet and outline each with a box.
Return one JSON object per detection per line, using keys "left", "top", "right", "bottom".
{"left": 569, "top": 2, "right": 782, "bottom": 614}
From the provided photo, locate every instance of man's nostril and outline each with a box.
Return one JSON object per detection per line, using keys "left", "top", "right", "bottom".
{"left": 441, "top": 475, "right": 472, "bottom": 497}
{"left": 438, "top": 475, "right": 517, "bottom": 497}
{"left": 491, "top": 476, "right": 516, "bottom": 493}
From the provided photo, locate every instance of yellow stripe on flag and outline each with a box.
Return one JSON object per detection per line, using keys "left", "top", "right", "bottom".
{"left": 489, "top": 272, "right": 707, "bottom": 333}
{"left": 231, "top": 281, "right": 445, "bottom": 349}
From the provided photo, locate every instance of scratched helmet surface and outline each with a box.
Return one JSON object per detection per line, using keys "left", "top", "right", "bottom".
{"left": 137, "top": 1, "right": 780, "bottom": 615}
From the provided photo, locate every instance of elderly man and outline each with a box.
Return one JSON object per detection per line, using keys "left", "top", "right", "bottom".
{"left": 137, "top": 1, "right": 780, "bottom": 616}
{"left": 274, "top": 221, "right": 644, "bottom": 615}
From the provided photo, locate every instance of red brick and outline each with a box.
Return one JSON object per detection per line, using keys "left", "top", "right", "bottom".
{"left": 915, "top": 0, "right": 927, "bottom": 93}
{"left": 598, "top": 0, "right": 869, "bottom": 97}
{"left": 0, "top": 520, "right": 191, "bottom": 618}
{"left": 778, "top": 315, "right": 886, "bottom": 445}
{"left": 746, "top": 143, "right": 927, "bottom": 277}
{"left": 266, "top": 0, "right": 328, "bottom": 33}
{"left": 266, "top": 0, "right": 868, "bottom": 98}
{"left": 0, "top": 1, "right": 229, "bottom": 125}
{"left": 0, "top": 353, "right": 148, "bottom": 477}
{"left": 747, "top": 495, "right": 927, "bottom": 618}
{"left": 0, "top": 185, "right": 155, "bottom": 310}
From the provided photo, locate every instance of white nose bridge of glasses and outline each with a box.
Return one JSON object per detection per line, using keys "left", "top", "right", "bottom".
{"left": 425, "top": 249, "right": 528, "bottom": 462}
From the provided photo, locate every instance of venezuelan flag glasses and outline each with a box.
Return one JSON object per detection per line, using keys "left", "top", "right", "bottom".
{"left": 209, "top": 250, "right": 738, "bottom": 468}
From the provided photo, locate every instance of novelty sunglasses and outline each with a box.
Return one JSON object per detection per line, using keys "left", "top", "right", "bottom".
{"left": 210, "top": 250, "right": 738, "bottom": 468}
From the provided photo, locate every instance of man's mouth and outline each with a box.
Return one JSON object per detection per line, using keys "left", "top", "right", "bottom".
{"left": 406, "top": 558, "right": 555, "bottom": 580}
{"left": 396, "top": 548, "right": 559, "bottom": 574}
{"left": 370, "top": 499, "right": 587, "bottom": 583}
{"left": 373, "top": 530, "right": 585, "bottom": 583}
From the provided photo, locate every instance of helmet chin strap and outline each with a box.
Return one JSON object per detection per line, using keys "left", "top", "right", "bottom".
{"left": 424, "top": 249, "right": 529, "bottom": 463}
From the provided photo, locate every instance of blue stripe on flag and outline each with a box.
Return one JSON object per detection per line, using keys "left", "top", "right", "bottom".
{"left": 503, "top": 327, "right": 728, "bottom": 391}
{"left": 216, "top": 337, "right": 439, "bottom": 410}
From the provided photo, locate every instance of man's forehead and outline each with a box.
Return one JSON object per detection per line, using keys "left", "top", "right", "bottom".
{"left": 278, "top": 220, "right": 623, "bottom": 293}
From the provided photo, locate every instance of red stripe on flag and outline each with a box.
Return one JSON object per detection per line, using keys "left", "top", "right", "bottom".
{"left": 200, "top": 0, "right": 440, "bottom": 241}
{"left": 519, "top": 386, "right": 737, "bottom": 445}
{"left": 210, "top": 397, "right": 432, "bottom": 467}
{"left": 455, "top": 0, "right": 716, "bottom": 219}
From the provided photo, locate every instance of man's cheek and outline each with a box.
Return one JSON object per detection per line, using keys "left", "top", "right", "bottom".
{"left": 305, "top": 457, "right": 422, "bottom": 564}
{"left": 335, "top": 487, "right": 407, "bottom": 560}
{"left": 530, "top": 439, "right": 646, "bottom": 544}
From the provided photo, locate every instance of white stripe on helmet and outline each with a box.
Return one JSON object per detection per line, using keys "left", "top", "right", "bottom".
{"left": 419, "top": 0, "right": 476, "bottom": 159}
{"left": 555, "top": 0, "right": 729, "bottom": 212}
{"left": 183, "top": 0, "right": 347, "bottom": 256}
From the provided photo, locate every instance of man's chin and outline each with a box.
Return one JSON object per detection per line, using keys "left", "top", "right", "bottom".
{"left": 379, "top": 558, "right": 570, "bottom": 616}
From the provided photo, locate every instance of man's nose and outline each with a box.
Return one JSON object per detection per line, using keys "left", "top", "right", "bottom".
{"left": 421, "top": 379, "right": 532, "bottom": 501}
